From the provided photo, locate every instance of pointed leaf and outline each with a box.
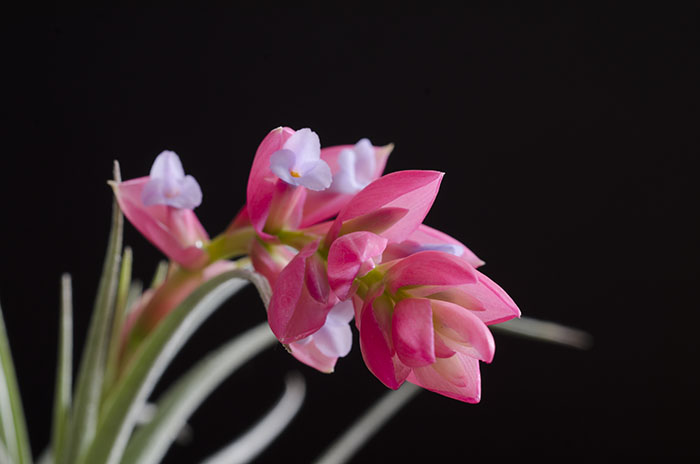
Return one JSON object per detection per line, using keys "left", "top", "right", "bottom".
{"left": 313, "top": 383, "right": 420, "bottom": 464}
{"left": 103, "top": 247, "right": 133, "bottom": 397}
{"left": 491, "top": 316, "right": 593, "bottom": 350}
{"left": 121, "top": 323, "right": 277, "bottom": 464}
{"left": 61, "top": 162, "right": 123, "bottom": 464}
{"left": 81, "top": 269, "right": 270, "bottom": 464}
{"left": 0, "top": 303, "right": 33, "bottom": 464}
{"left": 200, "top": 373, "right": 306, "bottom": 464}
{"left": 149, "top": 260, "right": 169, "bottom": 289}
{"left": 51, "top": 274, "right": 73, "bottom": 464}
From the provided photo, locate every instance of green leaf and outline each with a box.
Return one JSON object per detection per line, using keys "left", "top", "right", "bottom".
{"left": 0, "top": 303, "right": 33, "bottom": 464}
{"left": 125, "top": 280, "right": 144, "bottom": 317}
{"left": 0, "top": 438, "right": 12, "bottom": 464}
{"left": 103, "top": 247, "right": 133, "bottom": 396}
{"left": 50, "top": 275, "right": 73, "bottom": 464}
{"left": 81, "top": 268, "right": 270, "bottom": 464}
{"left": 200, "top": 372, "right": 305, "bottom": 464}
{"left": 121, "top": 322, "right": 278, "bottom": 464}
{"left": 313, "top": 383, "right": 421, "bottom": 464}
{"left": 491, "top": 316, "right": 593, "bottom": 350}
{"left": 60, "top": 162, "right": 124, "bottom": 464}
{"left": 149, "top": 260, "right": 169, "bottom": 289}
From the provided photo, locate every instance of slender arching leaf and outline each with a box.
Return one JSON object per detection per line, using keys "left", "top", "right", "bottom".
{"left": 60, "top": 162, "right": 124, "bottom": 464}
{"left": 81, "top": 268, "right": 270, "bottom": 464}
{"left": 200, "top": 372, "right": 306, "bottom": 464}
{"left": 0, "top": 303, "right": 33, "bottom": 464}
{"left": 121, "top": 322, "right": 278, "bottom": 464}
{"left": 0, "top": 438, "right": 13, "bottom": 464}
{"left": 103, "top": 247, "right": 133, "bottom": 396}
{"left": 491, "top": 316, "right": 593, "bottom": 350}
{"left": 125, "top": 280, "right": 144, "bottom": 317}
{"left": 313, "top": 383, "right": 421, "bottom": 464}
{"left": 150, "top": 260, "right": 169, "bottom": 289}
{"left": 50, "top": 274, "right": 73, "bottom": 464}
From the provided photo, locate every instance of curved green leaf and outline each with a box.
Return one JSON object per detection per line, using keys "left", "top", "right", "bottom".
{"left": 60, "top": 162, "right": 124, "bottom": 464}
{"left": 103, "top": 247, "right": 133, "bottom": 396}
{"left": 50, "top": 274, "right": 73, "bottom": 464}
{"left": 121, "top": 322, "right": 278, "bottom": 464}
{"left": 0, "top": 438, "right": 13, "bottom": 464}
{"left": 81, "top": 268, "right": 270, "bottom": 464}
{"left": 491, "top": 316, "right": 593, "bottom": 350}
{"left": 313, "top": 383, "right": 421, "bottom": 464}
{"left": 0, "top": 303, "right": 32, "bottom": 464}
{"left": 200, "top": 372, "right": 305, "bottom": 464}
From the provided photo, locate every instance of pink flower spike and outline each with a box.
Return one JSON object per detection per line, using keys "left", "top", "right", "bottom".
{"left": 267, "top": 241, "right": 337, "bottom": 343}
{"left": 392, "top": 298, "right": 436, "bottom": 368}
{"left": 141, "top": 150, "right": 202, "bottom": 209}
{"left": 327, "top": 231, "right": 388, "bottom": 300}
{"left": 113, "top": 177, "right": 209, "bottom": 269}
{"left": 269, "top": 128, "right": 331, "bottom": 191}
{"left": 327, "top": 170, "right": 444, "bottom": 244}
{"left": 300, "top": 141, "right": 393, "bottom": 228}
{"left": 385, "top": 250, "right": 477, "bottom": 294}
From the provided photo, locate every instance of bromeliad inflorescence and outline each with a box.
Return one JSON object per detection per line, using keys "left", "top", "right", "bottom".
{"left": 112, "top": 126, "right": 521, "bottom": 402}
{"left": 0, "top": 125, "right": 594, "bottom": 464}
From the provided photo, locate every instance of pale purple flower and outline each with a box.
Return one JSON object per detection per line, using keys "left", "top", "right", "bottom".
{"left": 330, "top": 138, "right": 376, "bottom": 194}
{"left": 288, "top": 300, "right": 355, "bottom": 372}
{"left": 141, "top": 150, "right": 202, "bottom": 209}
{"left": 269, "top": 128, "right": 332, "bottom": 191}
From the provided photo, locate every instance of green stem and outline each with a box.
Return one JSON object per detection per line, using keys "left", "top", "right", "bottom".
{"left": 206, "top": 226, "right": 256, "bottom": 263}
{"left": 276, "top": 229, "right": 318, "bottom": 251}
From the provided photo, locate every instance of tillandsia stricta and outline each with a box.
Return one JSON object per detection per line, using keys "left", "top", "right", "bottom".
{"left": 0, "top": 126, "right": 592, "bottom": 464}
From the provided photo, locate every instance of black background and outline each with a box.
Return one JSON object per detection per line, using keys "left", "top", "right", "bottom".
{"left": 1, "top": 5, "right": 698, "bottom": 462}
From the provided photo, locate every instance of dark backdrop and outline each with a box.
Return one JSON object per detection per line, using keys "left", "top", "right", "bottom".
{"left": 1, "top": 5, "right": 698, "bottom": 462}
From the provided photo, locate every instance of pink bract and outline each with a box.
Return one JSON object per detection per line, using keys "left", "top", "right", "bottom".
{"left": 326, "top": 170, "right": 444, "bottom": 245}
{"left": 246, "top": 127, "right": 296, "bottom": 239}
{"left": 112, "top": 177, "right": 209, "bottom": 270}
{"left": 267, "top": 241, "right": 338, "bottom": 344}
{"left": 327, "top": 231, "right": 388, "bottom": 300}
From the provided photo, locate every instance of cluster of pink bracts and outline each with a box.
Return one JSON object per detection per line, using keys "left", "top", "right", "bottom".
{"left": 113, "top": 127, "right": 520, "bottom": 403}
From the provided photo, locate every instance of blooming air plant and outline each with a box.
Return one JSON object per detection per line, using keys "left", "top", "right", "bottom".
{"left": 0, "top": 127, "right": 592, "bottom": 464}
